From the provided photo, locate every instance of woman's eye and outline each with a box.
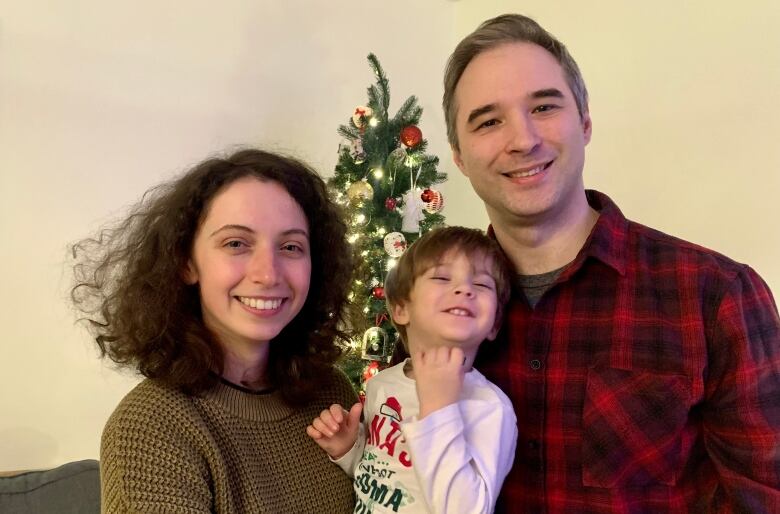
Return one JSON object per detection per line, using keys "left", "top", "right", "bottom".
{"left": 225, "top": 240, "right": 246, "bottom": 249}
{"left": 281, "top": 243, "right": 304, "bottom": 253}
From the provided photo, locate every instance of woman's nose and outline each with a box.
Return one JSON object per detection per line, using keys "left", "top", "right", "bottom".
{"left": 247, "top": 248, "right": 279, "bottom": 286}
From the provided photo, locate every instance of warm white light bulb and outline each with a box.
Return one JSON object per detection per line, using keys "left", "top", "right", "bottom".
{"left": 387, "top": 258, "right": 398, "bottom": 270}
{"left": 348, "top": 234, "right": 359, "bottom": 243}
{"left": 355, "top": 214, "right": 366, "bottom": 224}
{"left": 369, "top": 118, "right": 379, "bottom": 127}
{"left": 377, "top": 227, "right": 386, "bottom": 235}
{"left": 373, "top": 168, "right": 384, "bottom": 179}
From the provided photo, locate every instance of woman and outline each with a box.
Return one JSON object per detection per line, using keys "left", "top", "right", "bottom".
{"left": 72, "top": 149, "right": 356, "bottom": 512}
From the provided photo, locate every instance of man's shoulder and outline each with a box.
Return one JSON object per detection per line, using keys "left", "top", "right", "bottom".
{"left": 626, "top": 218, "right": 751, "bottom": 279}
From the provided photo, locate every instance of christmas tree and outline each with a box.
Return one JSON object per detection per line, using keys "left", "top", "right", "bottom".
{"left": 329, "top": 54, "right": 447, "bottom": 393}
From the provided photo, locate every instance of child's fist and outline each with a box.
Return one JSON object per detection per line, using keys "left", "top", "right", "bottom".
{"left": 412, "top": 346, "right": 466, "bottom": 419}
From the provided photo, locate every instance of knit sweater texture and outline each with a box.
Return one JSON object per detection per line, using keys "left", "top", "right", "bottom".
{"left": 101, "top": 369, "right": 357, "bottom": 513}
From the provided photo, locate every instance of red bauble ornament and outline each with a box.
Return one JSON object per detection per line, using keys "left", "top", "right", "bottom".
{"left": 421, "top": 188, "right": 434, "bottom": 203}
{"left": 400, "top": 125, "right": 423, "bottom": 148}
{"left": 363, "top": 361, "right": 380, "bottom": 382}
{"left": 372, "top": 286, "right": 385, "bottom": 300}
{"left": 385, "top": 197, "right": 397, "bottom": 210}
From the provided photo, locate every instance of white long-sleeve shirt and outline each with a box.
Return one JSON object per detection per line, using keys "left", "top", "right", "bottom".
{"left": 335, "top": 359, "right": 517, "bottom": 513}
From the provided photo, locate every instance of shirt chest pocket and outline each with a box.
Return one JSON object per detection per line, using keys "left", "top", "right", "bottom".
{"left": 581, "top": 367, "right": 692, "bottom": 488}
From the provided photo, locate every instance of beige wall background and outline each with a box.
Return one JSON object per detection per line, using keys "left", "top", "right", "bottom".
{"left": 1, "top": 0, "right": 777, "bottom": 470}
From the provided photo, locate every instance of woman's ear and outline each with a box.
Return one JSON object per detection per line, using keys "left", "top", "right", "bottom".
{"left": 182, "top": 260, "right": 198, "bottom": 285}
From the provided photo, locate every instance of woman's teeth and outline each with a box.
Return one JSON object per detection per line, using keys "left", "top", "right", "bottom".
{"left": 239, "top": 297, "right": 282, "bottom": 310}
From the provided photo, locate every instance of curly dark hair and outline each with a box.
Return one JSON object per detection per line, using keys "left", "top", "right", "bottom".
{"left": 71, "top": 148, "right": 352, "bottom": 405}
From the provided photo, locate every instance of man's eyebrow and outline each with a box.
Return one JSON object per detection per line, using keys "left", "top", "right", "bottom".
{"left": 531, "top": 88, "right": 565, "bottom": 100}
{"left": 466, "top": 103, "right": 497, "bottom": 125}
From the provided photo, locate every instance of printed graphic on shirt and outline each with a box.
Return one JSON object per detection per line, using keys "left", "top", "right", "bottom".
{"left": 353, "top": 396, "right": 420, "bottom": 513}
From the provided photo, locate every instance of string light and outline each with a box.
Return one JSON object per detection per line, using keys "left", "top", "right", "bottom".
{"left": 377, "top": 227, "right": 386, "bottom": 236}
{"left": 363, "top": 306, "right": 370, "bottom": 313}
{"left": 348, "top": 234, "right": 359, "bottom": 243}
{"left": 369, "top": 118, "right": 379, "bottom": 127}
{"left": 387, "top": 258, "right": 398, "bottom": 270}
{"left": 372, "top": 168, "right": 384, "bottom": 179}
{"left": 355, "top": 213, "right": 366, "bottom": 224}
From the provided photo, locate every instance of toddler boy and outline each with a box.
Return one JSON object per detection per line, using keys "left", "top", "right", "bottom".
{"left": 307, "top": 226, "right": 518, "bottom": 513}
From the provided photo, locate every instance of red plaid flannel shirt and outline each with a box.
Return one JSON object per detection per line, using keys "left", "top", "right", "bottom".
{"left": 478, "top": 190, "right": 780, "bottom": 513}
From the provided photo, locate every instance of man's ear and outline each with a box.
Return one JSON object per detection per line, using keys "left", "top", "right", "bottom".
{"left": 182, "top": 260, "right": 198, "bottom": 285}
{"left": 582, "top": 110, "right": 593, "bottom": 145}
{"left": 390, "top": 301, "right": 410, "bottom": 326}
{"left": 451, "top": 145, "right": 467, "bottom": 176}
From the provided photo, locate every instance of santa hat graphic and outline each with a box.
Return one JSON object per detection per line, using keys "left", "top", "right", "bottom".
{"left": 380, "top": 396, "right": 403, "bottom": 422}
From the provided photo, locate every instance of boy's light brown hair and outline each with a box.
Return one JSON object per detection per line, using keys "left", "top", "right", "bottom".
{"left": 385, "top": 226, "right": 513, "bottom": 351}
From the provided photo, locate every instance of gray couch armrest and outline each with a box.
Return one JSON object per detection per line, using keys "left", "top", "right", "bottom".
{"left": 0, "top": 459, "right": 100, "bottom": 514}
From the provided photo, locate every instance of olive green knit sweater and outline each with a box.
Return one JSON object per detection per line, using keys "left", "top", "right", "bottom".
{"left": 101, "top": 370, "right": 357, "bottom": 513}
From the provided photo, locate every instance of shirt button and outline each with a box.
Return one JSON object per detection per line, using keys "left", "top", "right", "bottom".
{"left": 529, "top": 359, "right": 542, "bottom": 370}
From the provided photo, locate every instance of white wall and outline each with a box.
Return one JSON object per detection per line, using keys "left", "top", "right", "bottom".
{"left": 2, "top": 0, "right": 778, "bottom": 470}
{"left": 0, "top": 0, "right": 456, "bottom": 470}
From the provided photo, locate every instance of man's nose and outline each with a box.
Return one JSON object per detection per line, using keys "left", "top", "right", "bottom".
{"left": 505, "top": 113, "right": 541, "bottom": 154}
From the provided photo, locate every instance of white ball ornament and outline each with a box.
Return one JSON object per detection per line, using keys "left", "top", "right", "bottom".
{"left": 352, "top": 105, "right": 374, "bottom": 128}
{"left": 383, "top": 232, "right": 407, "bottom": 258}
{"left": 423, "top": 189, "right": 444, "bottom": 214}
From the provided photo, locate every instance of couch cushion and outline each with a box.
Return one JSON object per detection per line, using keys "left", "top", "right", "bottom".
{"left": 0, "top": 459, "right": 99, "bottom": 514}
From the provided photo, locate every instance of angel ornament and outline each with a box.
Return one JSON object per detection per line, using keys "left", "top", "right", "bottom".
{"left": 401, "top": 188, "right": 425, "bottom": 233}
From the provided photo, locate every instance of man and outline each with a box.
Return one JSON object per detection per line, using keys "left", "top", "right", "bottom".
{"left": 444, "top": 13, "right": 780, "bottom": 513}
